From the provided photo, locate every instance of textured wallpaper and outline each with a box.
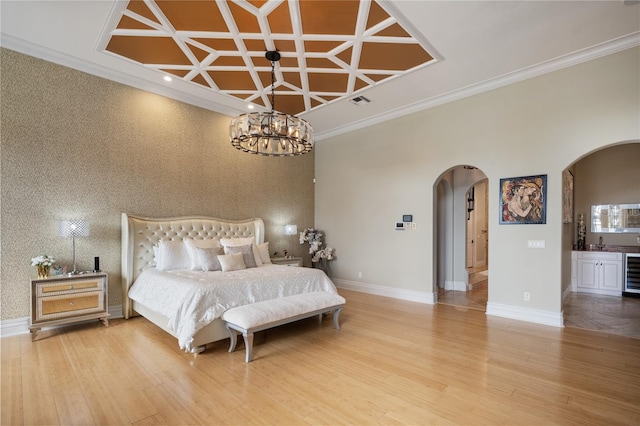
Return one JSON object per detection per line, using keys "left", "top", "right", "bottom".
{"left": 0, "top": 48, "right": 315, "bottom": 320}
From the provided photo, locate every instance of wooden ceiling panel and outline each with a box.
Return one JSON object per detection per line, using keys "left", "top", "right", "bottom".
{"left": 266, "top": 1, "right": 293, "bottom": 34}
{"left": 359, "top": 42, "right": 433, "bottom": 71}
{"left": 104, "top": 0, "right": 436, "bottom": 114}
{"left": 107, "top": 36, "right": 190, "bottom": 65}
{"left": 299, "top": 0, "right": 360, "bottom": 35}
{"left": 125, "top": 1, "right": 159, "bottom": 25}
{"left": 307, "top": 73, "right": 349, "bottom": 93}
{"left": 228, "top": 2, "right": 259, "bottom": 33}
{"left": 116, "top": 15, "right": 153, "bottom": 30}
{"left": 273, "top": 94, "right": 306, "bottom": 116}
{"left": 209, "top": 71, "right": 256, "bottom": 91}
{"left": 156, "top": 1, "right": 227, "bottom": 32}
{"left": 193, "top": 38, "right": 238, "bottom": 51}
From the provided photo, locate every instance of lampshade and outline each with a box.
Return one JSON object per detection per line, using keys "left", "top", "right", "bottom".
{"left": 283, "top": 224, "right": 298, "bottom": 236}
{"left": 58, "top": 220, "right": 89, "bottom": 238}
{"left": 230, "top": 51, "right": 314, "bottom": 157}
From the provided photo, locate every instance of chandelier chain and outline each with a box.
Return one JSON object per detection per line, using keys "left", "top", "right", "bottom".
{"left": 270, "top": 59, "right": 275, "bottom": 113}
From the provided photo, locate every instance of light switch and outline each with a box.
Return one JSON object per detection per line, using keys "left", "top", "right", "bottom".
{"left": 527, "top": 240, "right": 545, "bottom": 249}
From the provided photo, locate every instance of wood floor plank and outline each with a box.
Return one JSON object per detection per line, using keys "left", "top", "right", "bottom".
{"left": 2, "top": 288, "right": 639, "bottom": 425}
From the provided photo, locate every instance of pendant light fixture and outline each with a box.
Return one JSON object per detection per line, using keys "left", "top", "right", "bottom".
{"left": 230, "top": 51, "right": 314, "bottom": 156}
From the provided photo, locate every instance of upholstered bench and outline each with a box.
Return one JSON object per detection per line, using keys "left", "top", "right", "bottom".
{"left": 222, "top": 292, "right": 346, "bottom": 362}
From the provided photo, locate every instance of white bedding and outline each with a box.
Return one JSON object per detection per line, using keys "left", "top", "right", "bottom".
{"left": 128, "top": 264, "right": 339, "bottom": 351}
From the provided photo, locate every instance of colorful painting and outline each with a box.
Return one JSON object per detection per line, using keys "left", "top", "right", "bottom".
{"left": 500, "top": 175, "right": 547, "bottom": 224}
{"left": 562, "top": 169, "right": 574, "bottom": 223}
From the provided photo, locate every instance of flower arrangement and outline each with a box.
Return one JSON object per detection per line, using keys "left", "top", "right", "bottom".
{"left": 31, "top": 255, "right": 56, "bottom": 279}
{"left": 299, "top": 228, "right": 336, "bottom": 264}
{"left": 312, "top": 247, "right": 335, "bottom": 263}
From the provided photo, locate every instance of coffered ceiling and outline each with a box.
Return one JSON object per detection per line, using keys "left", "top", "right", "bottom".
{"left": 1, "top": 1, "right": 639, "bottom": 140}
{"left": 103, "top": 0, "right": 435, "bottom": 117}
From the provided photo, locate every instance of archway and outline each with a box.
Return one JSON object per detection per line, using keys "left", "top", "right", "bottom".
{"left": 561, "top": 141, "right": 640, "bottom": 338}
{"left": 434, "top": 165, "right": 489, "bottom": 310}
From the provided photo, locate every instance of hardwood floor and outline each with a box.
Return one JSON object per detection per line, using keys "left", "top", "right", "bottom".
{"left": 2, "top": 289, "right": 640, "bottom": 425}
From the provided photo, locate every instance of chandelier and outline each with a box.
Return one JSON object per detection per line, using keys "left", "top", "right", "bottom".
{"left": 230, "top": 51, "right": 314, "bottom": 156}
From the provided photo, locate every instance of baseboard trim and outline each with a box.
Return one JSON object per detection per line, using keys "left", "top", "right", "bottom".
{"left": 486, "top": 302, "right": 564, "bottom": 328}
{"left": 444, "top": 280, "right": 467, "bottom": 292}
{"left": 333, "top": 279, "right": 436, "bottom": 304}
{"left": 0, "top": 305, "right": 124, "bottom": 337}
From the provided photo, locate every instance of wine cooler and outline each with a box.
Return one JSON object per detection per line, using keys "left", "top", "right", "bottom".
{"left": 623, "top": 253, "right": 640, "bottom": 296}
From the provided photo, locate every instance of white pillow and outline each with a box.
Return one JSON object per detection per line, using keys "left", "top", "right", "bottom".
{"left": 156, "top": 240, "right": 190, "bottom": 271}
{"left": 197, "top": 246, "right": 224, "bottom": 271}
{"left": 184, "top": 238, "right": 221, "bottom": 270}
{"left": 218, "top": 253, "right": 246, "bottom": 272}
{"left": 224, "top": 244, "right": 257, "bottom": 268}
{"left": 257, "top": 242, "right": 271, "bottom": 264}
{"left": 220, "top": 237, "right": 263, "bottom": 266}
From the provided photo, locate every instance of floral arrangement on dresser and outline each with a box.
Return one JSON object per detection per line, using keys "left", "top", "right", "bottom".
{"left": 299, "top": 228, "right": 335, "bottom": 267}
{"left": 31, "top": 255, "right": 56, "bottom": 279}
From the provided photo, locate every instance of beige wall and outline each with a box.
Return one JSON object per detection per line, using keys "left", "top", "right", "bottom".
{"left": 574, "top": 144, "right": 640, "bottom": 247}
{"left": 0, "top": 48, "right": 315, "bottom": 320}
{"left": 315, "top": 47, "right": 639, "bottom": 315}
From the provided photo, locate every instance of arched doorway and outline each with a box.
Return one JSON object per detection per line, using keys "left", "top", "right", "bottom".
{"left": 562, "top": 141, "right": 640, "bottom": 338}
{"left": 434, "top": 165, "right": 489, "bottom": 311}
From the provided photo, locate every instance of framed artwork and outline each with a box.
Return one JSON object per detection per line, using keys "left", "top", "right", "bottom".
{"left": 500, "top": 174, "right": 547, "bottom": 224}
{"left": 562, "top": 170, "right": 574, "bottom": 223}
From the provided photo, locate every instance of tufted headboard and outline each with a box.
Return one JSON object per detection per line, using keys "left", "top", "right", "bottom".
{"left": 121, "top": 213, "right": 265, "bottom": 318}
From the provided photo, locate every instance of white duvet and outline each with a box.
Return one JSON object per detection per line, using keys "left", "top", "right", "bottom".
{"left": 128, "top": 264, "right": 339, "bottom": 351}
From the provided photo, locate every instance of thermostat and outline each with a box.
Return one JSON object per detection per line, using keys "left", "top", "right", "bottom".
{"left": 403, "top": 214, "right": 413, "bottom": 222}
{"left": 395, "top": 222, "right": 405, "bottom": 230}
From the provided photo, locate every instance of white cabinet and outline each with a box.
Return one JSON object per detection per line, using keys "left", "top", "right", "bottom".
{"left": 571, "top": 251, "right": 622, "bottom": 296}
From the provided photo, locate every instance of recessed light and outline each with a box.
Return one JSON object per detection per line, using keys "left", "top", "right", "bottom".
{"left": 248, "top": 105, "right": 255, "bottom": 110}
{"left": 163, "top": 75, "right": 172, "bottom": 82}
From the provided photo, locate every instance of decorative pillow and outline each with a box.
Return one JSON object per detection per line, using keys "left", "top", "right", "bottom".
{"left": 224, "top": 244, "right": 257, "bottom": 268}
{"left": 156, "top": 240, "right": 190, "bottom": 271}
{"left": 257, "top": 242, "right": 271, "bottom": 264}
{"left": 184, "top": 238, "right": 221, "bottom": 270}
{"left": 197, "top": 246, "right": 224, "bottom": 271}
{"left": 218, "top": 253, "right": 246, "bottom": 272}
{"left": 220, "top": 237, "right": 263, "bottom": 266}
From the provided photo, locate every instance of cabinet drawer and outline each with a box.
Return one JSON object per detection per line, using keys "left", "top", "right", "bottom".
{"left": 37, "top": 277, "right": 103, "bottom": 296}
{"left": 36, "top": 291, "right": 104, "bottom": 322}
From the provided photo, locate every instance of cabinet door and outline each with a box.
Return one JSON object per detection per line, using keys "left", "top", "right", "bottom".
{"left": 600, "top": 261, "right": 622, "bottom": 291}
{"left": 577, "top": 259, "right": 598, "bottom": 289}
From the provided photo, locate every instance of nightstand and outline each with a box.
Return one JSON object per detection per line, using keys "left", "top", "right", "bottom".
{"left": 29, "top": 272, "right": 109, "bottom": 341}
{"left": 271, "top": 257, "right": 304, "bottom": 267}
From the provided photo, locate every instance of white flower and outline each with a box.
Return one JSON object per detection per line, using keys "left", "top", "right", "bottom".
{"left": 31, "top": 255, "right": 56, "bottom": 267}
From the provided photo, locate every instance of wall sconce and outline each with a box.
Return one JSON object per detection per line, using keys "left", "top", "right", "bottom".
{"left": 58, "top": 219, "right": 89, "bottom": 275}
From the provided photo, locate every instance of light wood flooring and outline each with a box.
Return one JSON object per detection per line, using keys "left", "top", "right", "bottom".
{"left": 3, "top": 289, "right": 640, "bottom": 425}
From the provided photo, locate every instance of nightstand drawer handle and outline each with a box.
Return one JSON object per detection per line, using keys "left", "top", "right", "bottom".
{"left": 69, "top": 285, "right": 74, "bottom": 290}
{"left": 69, "top": 301, "right": 74, "bottom": 306}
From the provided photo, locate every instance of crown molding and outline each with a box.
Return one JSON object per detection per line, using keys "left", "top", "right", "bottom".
{"left": 316, "top": 32, "right": 640, "bottom": 142}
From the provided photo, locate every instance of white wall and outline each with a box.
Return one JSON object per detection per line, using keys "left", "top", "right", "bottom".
{"left": 315, "top": 47, "right": 639, "bottom": 320}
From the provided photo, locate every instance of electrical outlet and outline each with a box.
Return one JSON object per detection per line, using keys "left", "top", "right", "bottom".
{"left": 524, "top": 292, "right": 531, "bottom": 301}
{"left": 358, "top": 271, "right": 362, "bottom": 278}
{"left": 637, "top": 235, "right": 640, "bottom": 244}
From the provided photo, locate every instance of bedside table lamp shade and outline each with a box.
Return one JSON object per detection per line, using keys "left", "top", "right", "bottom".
{"left": 283, "top": 224, "right": 297, "bottom": 258}
{"left": 59, "top": 220, "right": 89, "bottom": 275}
{"left": 283, "top": 224, "right": 297, "bottom": 236}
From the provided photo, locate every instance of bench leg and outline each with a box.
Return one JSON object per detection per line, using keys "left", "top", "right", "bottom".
{"left": 333, "top": 307, "right": 342, "bottom": 330}
{"left": 242, "top": 332, "right": 254, "bottom": 362}
{"left": 226, "top": 325, "right": 238, "bottom": 353}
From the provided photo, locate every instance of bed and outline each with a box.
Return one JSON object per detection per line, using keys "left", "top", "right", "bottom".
{"left": 121, "top": 213, "right": 340, "bottom": 353}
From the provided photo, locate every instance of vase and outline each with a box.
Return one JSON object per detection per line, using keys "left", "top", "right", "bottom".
{"left": 36, "top": 265, "right": 50, "bottom": 279}
{"left": 313, "top": 259, "right": 331, "bottom": 277}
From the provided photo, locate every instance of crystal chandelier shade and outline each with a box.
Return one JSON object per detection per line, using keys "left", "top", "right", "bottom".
{"left": 229, "top": 52, "right": 314, "bottom": 156}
